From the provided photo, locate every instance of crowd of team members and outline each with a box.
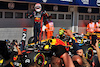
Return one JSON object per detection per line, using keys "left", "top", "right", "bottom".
{"left": 0, "top": 29, "right": 99, "bottom": 67}
{"left": 87, "top": 19, "right": 100, "bottom": 33}
{"left": 27, "top": 29, "right": 100, "bottom": 67}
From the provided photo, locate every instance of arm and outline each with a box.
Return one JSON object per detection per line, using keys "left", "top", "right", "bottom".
{"left": 86, "top": 24, "right": 89, "bottom": 32}
{"left": 46, "top": 24, "right": 49, "bottom": 31}
{"left": 64, "top": 29, "right": 77, "bottom": 42}
{"left": 43, "top": 11, "right": 49, "bottom": 17}
{"left": 96, "top": 48, "right": 100, "bottom": 63}
{"left": 51, "top": 45, "right": 75, "bottom": 67}
{"left": 30, "top": 12, "right": 34, "bottom": 17}
{"left": 26, "top": 11, "right": 34, "bottom": 18}
{"left": 64, "top": 29, "right": 74, "bottom": 38}
{"left": 14, "top": 42, "right": 22, "bottom": 55}
{"left": 64, "top": 29, "right": 90, "bottom": 67}
{"left": 64, "top": 29, "right": 80, "bottom": 51}
{"left": 92, "top": 40, "right": 100, "bottom": 63}
{"left": 61, "top": 52, "right": 75, "bottom": 67}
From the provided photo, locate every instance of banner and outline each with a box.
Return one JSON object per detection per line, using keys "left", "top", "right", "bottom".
{"left": 15, "top": 0, "right": 100, "bottom": 7}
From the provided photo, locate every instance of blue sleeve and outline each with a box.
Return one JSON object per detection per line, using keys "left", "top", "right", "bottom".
{"left": 72, "top": 38, "right": 81, "bottom": 52}
{"left": 31, "top": 12, "right": 34, "bottom": 16}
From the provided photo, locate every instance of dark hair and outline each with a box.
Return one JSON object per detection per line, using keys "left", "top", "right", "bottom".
{"left": 73, "top": 61, "right": 82, "bottom": 67}
{"left": 12, "top": 40, "right": 18, "bottom": 43}
{"left": 93, "top": 56, "right": 100, "bottom": 67}
{"left": 11, "top": 40, "right": 18, "bottom": 45}
{"left": 27, "top": 62, "right": 40, "bottom": 67}
{"left": 90, "top": 19, "right": 94, "bottom": 22}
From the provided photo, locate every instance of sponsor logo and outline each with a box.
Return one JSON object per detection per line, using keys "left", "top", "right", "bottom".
{"left": 60, "top": 0, "right": 73, "bottom": 2}
{"left": 74, "top": 34, "right": 83, "bottom": 38}
{"left": 81, "top": 0, "right": 89, "bottom": 4}
{"left": 97, "top": 0, "right": 100, "bottom": 6}
{"left": 8, "top": 2, "right": 15, "bottom": 9}
{"left": 25, "top": 59, "right": 31, "bottom": 63}
{"left": 13, "top": 62, "right": 22, "bottom": 67}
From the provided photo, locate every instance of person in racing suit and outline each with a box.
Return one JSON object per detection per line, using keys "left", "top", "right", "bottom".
{"left": 28, "top": 3, "right": 48, "bottom": 45}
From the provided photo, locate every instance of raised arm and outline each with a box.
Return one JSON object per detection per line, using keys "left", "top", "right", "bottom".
{"left": 92, "top": 40, "right": 100, "bottom": 63}
{"left": 26, "top": 11, "right": 34, "bottom": 18}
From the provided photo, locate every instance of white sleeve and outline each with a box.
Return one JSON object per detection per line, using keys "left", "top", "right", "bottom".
{"left": 42, "top": 25, "right": 47, "bottom": 31}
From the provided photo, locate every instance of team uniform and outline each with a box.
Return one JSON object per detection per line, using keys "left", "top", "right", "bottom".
{"left": 95, "top": 22, "right": 100, "bottom": 33}
{"left": 46, "top": 20, "right": 54, "bottom": 39}
{"left": 87, "top": 22, "right": 96, "bottom": 33}
{"left": 29, "top": 3, "right": 48, "bottom": 44}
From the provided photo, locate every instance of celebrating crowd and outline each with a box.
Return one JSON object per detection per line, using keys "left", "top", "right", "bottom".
{"left": 0, "top": 3, "right": 100, "bottom": 67}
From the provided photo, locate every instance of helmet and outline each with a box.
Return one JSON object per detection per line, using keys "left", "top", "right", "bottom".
{"left": 62, "top": 27, "right": 66, "bottom": 30}
{"left": 59, "top": 27, "right": 66, "bottom": 35}
{"left": 35, "top": 3, "right": 42, "bottom": 12}
{"left": 59, "top": 30, "right": 64, "bottom": 35}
